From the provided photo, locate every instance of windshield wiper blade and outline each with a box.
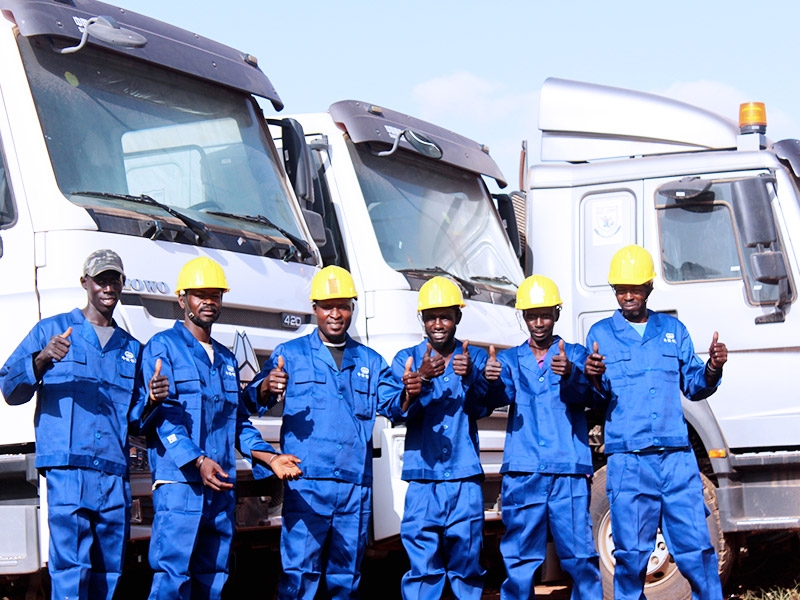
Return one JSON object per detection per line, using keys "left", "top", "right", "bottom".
{"left": 72, "top": 192, "right": 210, "bottom": 244}
{"left": 207, "top": 211, "right": 312, "bottom": 261}
{"left": 470, "top": 275, "right": 516, "bottom": 286}
{"left": 399, "top": 267, "right": 477, "bottom": 298}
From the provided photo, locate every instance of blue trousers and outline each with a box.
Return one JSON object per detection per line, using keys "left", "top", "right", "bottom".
{"left": 278, "top": 478, "right": 371, "bottom": 600}
{"left": 400, "top": 479, "right": 485, "bottom": 600}
{"left": 147, "top": 482, "right": 235, "bottom": 600}
{"left": 500, "top": 473, "right": 601, "bottom": 600}
{"left": 607, "top": 450, "right": 722, "bottom": 600}
{"left": 46, "top": 467, "right": 129, "bottom": 600}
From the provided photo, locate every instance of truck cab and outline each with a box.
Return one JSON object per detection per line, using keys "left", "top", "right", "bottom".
{"left": 525, "top": 77, "right": 800, "bottom": 598}
{"left": 0, "top": 0, "right": 319, "bottom": 588}
{"left": 269, "top": 101, "right": 528, "bottom": 542}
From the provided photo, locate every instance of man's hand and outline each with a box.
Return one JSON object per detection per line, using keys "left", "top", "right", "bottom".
{"left": 268, "top": 454, "right": 303, "bottom": 481}
{"left": 261, "top": 355, "right": 288, "bottom": 403}
{"left": 197, "top": 456, "right": 233, "bottom": 491}
{"left": 418, "top": 343, "right": 445, "bottom": 381}
{"left": 550, "top": 339, "right": 572, "bottom": 377}
{"left": 34, "top": 327, "right": 72, "bottom": 378}
{"left": 149, "top": 358, "right": 169, "bottom": 403}
{"left": 585, "top": 342, "right": 606, "bottom": 377}
{"left": 452, "top": 340, "right": 472, "bottom": 377}
{"left": 484, "top": 345, "right": 501, "bottom": 382}
{"left": 708, "top": 331, "right": 727, "bottom": 371}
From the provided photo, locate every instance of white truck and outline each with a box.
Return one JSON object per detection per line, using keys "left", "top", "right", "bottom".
{"left": 523, "top": 77, "right": 800, "bottom": 599}
{"left": 268, "top": 102, "right": 528, "bottom": 543}
{"left": 0, "top": 0, "right": 322, "bottom": 593}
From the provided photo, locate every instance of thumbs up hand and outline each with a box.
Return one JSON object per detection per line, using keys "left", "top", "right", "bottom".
{"left": 707, "top": 331, "right": 727, "bottom": 373}
{"left": 34, "top": 326, "right": 73, "bottom": 378}
{"left": 402, "top": 355, "right": 422, "bottom": 399}
{"left": 550, "top": 339, "right": 572, "bottom": 377}
{"left": 484, "top": 344, "right": 502, "bottom": 382}
{"left": 419, "top": 343, "right": 445, "bottom": 382}
{"left": 452, "top": 340, "right": 472, "bottom": 377}
{"left": 149, "top": 358, "right": 170, "bottom": 403}
{"left": 584, "top": 341, "right": 606, "bottom": 378}
{"left": 266, "top": 355, "right": 289, "bottom": 401}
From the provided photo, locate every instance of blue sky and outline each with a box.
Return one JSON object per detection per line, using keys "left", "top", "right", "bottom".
{"left": 114, "top": 1, "right": 800, "bottom": 191}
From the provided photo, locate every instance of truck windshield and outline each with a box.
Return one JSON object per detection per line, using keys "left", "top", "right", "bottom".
{"left": 347, "top": 141, "right": 523, "bottom": 289}
{"left": 19, "top": 36, "right": 306, "bottom": 258}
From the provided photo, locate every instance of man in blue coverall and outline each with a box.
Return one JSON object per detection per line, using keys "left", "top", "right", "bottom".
{"left": 141, "top": 256, "right": 302, "bottom": 600}
{"left": 0, "top": 249, "right": 145, "bottom": 600}
{"left": 383, "top": 276, "right": 491, "bottom": 600}
{"left": 584, "top": 244, "right": 728, "bottom": 600}
{"left": 484, "top": 275, "right": 602, "bottom": 600}
{"left": 245, "top": 265, "right": 393, "bottom": 600}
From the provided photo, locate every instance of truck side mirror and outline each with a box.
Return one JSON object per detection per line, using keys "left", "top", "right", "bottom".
{"left": 730, "top": 175, "right": 778, "bottom": 248}
{"left": 269, "top": 118, "right": 316, "bottom": 211}
{"left": 493, "top": 193, "right": 522, "bottom": 260}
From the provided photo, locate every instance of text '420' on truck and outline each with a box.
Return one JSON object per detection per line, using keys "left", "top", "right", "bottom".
{"left": 0, "top": 0, "right": 322, "bottom": 592}
{"left": 522, "top": 77, "right": 800, "bottom": 599}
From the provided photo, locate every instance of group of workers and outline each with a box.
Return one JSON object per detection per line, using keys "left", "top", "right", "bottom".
{"left": 0, "top": 243, "right": 728, "bottom": 600}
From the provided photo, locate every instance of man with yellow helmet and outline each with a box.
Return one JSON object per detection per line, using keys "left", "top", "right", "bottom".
{"left": 484, "top": 274, "right": 602, "bottom": 599}
{"left": 585, "top": 245, "right": 728, "bottom": 600}
{"left": 245, "top": 265, "right": 393, "bottom": 599}
{"left": 140, "top": 256, "right": 301, "bottom": 600}
{"left": 382, "top": 276, "right": 493, "bottom": 600}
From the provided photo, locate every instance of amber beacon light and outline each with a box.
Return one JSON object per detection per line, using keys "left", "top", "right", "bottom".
{"left": 739, "top": 102, "right": 767, "bottom": 134}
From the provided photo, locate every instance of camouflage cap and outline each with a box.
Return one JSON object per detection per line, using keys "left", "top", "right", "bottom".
{"left": 82, "top": 249, "right": 125, "bottom": 278}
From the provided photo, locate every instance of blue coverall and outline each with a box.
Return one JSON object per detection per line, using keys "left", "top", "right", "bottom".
{"left": 587, "top": 309, "right": 722, "bottom": 600}
{"left": 0, "top": 308, "right": 142, "bottom": 600}
{"left": 245, "top": 331, "right": 393, "bottom": 600}
{"left": 491, "top": 336, "right": 601, "bottom": 600}
{"left": 383, "top": 339, "right": 490, "bottom": 600}
{"left": 142, "top": 321, "right": 275, "bottom": 600}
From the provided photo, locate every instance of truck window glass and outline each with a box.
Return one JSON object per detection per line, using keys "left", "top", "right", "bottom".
{"left": 18, "top": 35, "right": 304, "bottom": 253}
{"left": 346, "top": 141, "right": 522, "bottom": 287}
{"left": 656, "top": 179, "right": 784, "bottom": 304}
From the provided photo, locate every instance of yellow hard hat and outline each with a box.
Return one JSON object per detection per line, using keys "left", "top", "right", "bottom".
{"left": 418, "top": 276, "right": 465, "bottom": 312}
{"left": 175, "top": 257, "right": 229, "bottom": 294}
{"left": 516, "top": 275, "right": 562, "bottom": 310}
{"left": 608, "top": 244, "right": 656, "bottom": 286}
{"left": 310, "top": 265, "right": 358, "bottom": 301}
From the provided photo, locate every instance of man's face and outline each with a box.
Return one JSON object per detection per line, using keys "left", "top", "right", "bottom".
{"left": 522, "top": 306, "right": 559, "bottom": 345}
{"left": 180, "top": 288, "right": 223, "bottom": 329}
{"left": 421, "top": 306, "right": 461, "bottom": 353}
{"left": 613, "top": 283, "right": 651, "bottom": 323}
{"left": 314, "top": 298, "right": 353, "bottom": 344}
{"left": 81, "top": 270, "right": 124, "bottom": 317}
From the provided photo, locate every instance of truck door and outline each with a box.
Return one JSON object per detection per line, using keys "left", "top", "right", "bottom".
{"left": 644, "top": 172, "right": 798, "bottom": 452}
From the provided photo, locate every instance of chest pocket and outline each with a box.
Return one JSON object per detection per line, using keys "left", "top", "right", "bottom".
{"left": 605, "top": 347, "right": 632, "bottom": 383}
{"left": 291, "top": 367, "right": 327, "bottom": 410}
{"left": 658, "top": 346, "right": 680, "bottom": 380}
{"left": 352, "top": 372, "right": 375, "bottom": 420}
{"left": 46, "top": 346, "right": 87, "bottom": 384}
{"left": 112, "top": 354, "right": 137, "bottom": 399}
{"left": 174, "top": 365, "right": 202, "bottom": 398}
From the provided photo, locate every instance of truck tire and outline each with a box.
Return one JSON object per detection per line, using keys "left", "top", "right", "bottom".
{"left": 590, "top": 465, "right": 733, "bottom": 600}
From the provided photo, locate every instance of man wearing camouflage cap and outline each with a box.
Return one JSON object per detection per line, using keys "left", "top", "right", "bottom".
{"left": 0, "top": 249, "right": 159, "bottom": 600}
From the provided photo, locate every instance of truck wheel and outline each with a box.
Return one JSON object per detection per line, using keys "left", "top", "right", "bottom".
{"left": 590, "top": 465, "right": 734, "bottom": 600}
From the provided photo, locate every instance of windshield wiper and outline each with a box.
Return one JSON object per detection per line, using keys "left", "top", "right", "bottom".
{"left": 207, "top": 211, "right": 312, "bottom": 261}
{"left": 470, "top": 275, "right": 516, "bottom": 287}
{"left": 72, "top": 192, "right": 210, "bottom": 244}
{"left": 398, "top": 267, "right": 477, "bottom": 298}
